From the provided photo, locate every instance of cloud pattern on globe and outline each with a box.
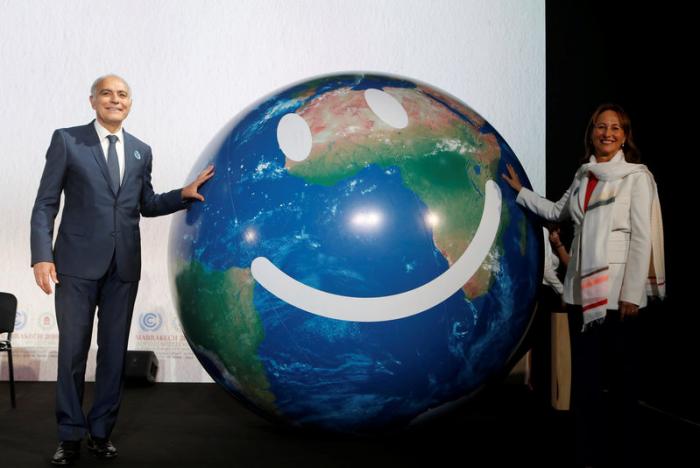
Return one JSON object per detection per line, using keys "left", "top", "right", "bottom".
{"left": 169, "top": 73, "right": 542, "bottom": 433}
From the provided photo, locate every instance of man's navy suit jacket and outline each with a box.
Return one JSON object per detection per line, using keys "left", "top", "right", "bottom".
{"left": 30, "top": 121, "right": 186, "bottom": 282}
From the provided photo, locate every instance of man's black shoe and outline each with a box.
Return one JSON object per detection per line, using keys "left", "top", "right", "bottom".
{"left": 87, "top": 435, "right": 118, "bottom": 459}
{"left": 51, "top": 440, "right": 81, "bottom": 465}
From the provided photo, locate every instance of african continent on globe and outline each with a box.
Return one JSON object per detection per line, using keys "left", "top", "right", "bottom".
{"left": 169, "top": 73, "right": 542, "bottom": 434}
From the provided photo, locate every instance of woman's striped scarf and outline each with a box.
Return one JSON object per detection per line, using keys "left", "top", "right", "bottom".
{"left": 572, "top": 151, "right": 665, "bottom": 330}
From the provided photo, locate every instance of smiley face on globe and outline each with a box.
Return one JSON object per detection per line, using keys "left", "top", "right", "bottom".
{"left": 169, "top": 73, "right": 542, "bottom": 433}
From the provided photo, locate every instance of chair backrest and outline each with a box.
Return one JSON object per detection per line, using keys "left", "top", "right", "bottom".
{"left": 0, "top": 292, "right": 18, "bottom": 334}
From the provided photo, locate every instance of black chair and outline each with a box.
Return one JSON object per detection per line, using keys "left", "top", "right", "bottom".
{"left": 0, "top": 292, "right": 17, "bottom": 408}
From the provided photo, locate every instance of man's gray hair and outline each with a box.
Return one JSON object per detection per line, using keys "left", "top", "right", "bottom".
{"left": 90, "top": 74, "right": 131, "bottom": 97}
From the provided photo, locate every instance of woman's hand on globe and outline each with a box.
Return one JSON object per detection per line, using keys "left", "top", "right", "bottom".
{"left": 501, "top": 164, "right": 523, "bottom": 192}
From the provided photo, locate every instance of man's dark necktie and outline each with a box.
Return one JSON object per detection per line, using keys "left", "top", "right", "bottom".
{"left": 106, "top": 134, "right": 120, "bottom": 194}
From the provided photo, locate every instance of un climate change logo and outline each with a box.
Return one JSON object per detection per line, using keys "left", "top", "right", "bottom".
{"left": 14, "top": 310, "right": 27, "bottom": 331}
{"left": 139, "top": 312, "right": 162, "bottom": 332}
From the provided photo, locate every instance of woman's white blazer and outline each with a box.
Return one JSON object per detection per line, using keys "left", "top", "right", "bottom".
{"left": 516, "top": 170, "right": 652, "bottom": 309}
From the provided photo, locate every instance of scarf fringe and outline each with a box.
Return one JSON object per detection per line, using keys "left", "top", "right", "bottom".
{"left": 581, "top": 313, "right": 606, "bottom": 332}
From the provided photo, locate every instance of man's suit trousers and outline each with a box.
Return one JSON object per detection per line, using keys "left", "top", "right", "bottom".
{"left": 55, "top": 254, "right": 138, "bottom": 441}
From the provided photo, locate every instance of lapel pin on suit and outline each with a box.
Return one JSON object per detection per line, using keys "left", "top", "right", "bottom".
{"left": 134, "top": 150, "right": 141, "bottom": 160}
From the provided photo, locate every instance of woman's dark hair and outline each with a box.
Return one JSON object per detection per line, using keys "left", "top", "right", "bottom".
{"left": 583, "top": 103, "right": 641, "bottom": 163}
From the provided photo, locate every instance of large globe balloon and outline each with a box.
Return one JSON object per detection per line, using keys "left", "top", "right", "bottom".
{"left": 169, "top": 73, "right": 542, "bottom": 433}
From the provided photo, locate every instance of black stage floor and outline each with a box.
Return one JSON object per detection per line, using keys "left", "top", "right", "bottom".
{"left": 0, "top": 381, "right": 695, "bottom": 467}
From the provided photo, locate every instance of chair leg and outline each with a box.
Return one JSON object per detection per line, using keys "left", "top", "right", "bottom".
{"left": 8, "top": 348, "right": 15, "bottom": 408}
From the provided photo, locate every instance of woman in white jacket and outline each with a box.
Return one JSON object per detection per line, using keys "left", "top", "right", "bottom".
{"left": 502, "top": 103, "right": 664, "bottom": 467}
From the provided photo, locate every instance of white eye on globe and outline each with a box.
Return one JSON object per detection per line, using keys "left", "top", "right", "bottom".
{"left": 277, "top": 113, "right": 312, "bottom": 162}
{"left": 363, "top": 88, "right": 409, "bottom": 129}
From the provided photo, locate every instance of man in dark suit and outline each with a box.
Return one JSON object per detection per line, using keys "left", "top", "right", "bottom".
{"left": 30, "top": 75, "right": 214, "bottom": 465}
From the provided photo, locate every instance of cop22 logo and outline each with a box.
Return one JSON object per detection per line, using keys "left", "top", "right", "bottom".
{"left": 38, "top": 313, "right": 55, "bottom": 330}
{"left": 139, "top": 312, "right": 162, "bottom": 332}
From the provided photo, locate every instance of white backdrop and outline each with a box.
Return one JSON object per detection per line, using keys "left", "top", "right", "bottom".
{"left": 0, "top": 0, "right": 545, "bottom": 382}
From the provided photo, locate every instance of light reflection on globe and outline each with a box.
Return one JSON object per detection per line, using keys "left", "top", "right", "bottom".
{"left": 169, "top": 73, "right": 542, "bottom": 433}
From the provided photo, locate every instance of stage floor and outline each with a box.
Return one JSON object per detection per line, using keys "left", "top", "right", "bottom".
{"left": 0, "top": 381, "right": 693, "bottom": 467}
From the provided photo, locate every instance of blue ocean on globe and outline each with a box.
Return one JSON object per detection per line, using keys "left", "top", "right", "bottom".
{"left": 169, "top": 73, "right": 542, "bottom": 434}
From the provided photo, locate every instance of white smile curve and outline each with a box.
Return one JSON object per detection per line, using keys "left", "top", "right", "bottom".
{"left": 251, "top": 180, "right": 502, "bottom": 322}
